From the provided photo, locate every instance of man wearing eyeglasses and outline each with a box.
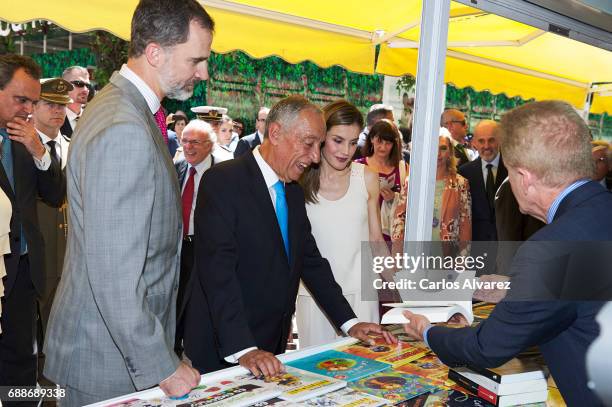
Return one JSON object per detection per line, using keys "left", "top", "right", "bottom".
{"left": 173, "top": 119, "right": 226, "bottom": 357}
{"left": 441, "top": 109, "right": 476, "bottom": 167}
{"left": 60, "top": 66, "right": 90, "bottom": 138}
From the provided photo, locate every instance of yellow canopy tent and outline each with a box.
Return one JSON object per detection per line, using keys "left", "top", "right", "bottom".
{"left": 3, "top": 0, "right": 611, "bottom": 113}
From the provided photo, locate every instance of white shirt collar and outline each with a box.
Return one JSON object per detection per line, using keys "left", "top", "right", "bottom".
{"left": 119, "top": 64, "right": 160, "bottom": 114}
{"left": 481, "top": 152, "right": 500, "bottom": 169}
{"left": 253, "top": 145, "right": 279, "bottom": 189}
{"left": 190, "top": 154, "right": 212, "bottom": 175}
{"left": 36, "top": 129, "right": 61, "bottom": 145}
{"left": 66, "top": 107, "right": 81, "bottom": 121}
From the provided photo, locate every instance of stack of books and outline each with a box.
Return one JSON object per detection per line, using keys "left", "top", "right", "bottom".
{"left": 448, "top": 358, "right": 548, "bottom": 406}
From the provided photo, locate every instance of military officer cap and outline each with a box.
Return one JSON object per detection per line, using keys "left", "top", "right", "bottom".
{"left": 40, "top": 78, "right": 74, "bottom": 104}
{"left": 191, "top": 106, "right": 228, "bottom": 122}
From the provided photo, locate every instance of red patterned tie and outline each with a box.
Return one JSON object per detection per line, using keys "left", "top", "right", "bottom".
{"left": 154, "top": 107, "right": 169, "bottom": 145}
{"left": 182, "top": 167, "right": 196, "bottom": 236}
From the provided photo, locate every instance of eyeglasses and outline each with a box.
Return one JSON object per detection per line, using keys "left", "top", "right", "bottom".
{"left": 70, "top": 80, "right": 89, "bottom": 88}
{"left": 182, "top": 140, "right": 212, "bottom": 146}
{"left": 439, "top": 145, "right": 449, "bottom": 151}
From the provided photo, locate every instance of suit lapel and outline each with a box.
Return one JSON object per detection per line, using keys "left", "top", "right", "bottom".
{"left": 244, "top": 152, "right": 290, "bottom": 267}
{"left": 110, "top": 73, "right": 181, "bottom": 214}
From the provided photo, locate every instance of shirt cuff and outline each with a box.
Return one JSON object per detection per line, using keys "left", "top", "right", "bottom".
{"left": 33, "top": 149, "right": 51, "bottom": 170}
{"left": 224, "top": 347, "right": 258, "bottom": 364}
{"left": 423, "top": 324, "right": 433, "bottom": 348}
{"left": 340, "top": 318, "right": 359, "bottom": 335}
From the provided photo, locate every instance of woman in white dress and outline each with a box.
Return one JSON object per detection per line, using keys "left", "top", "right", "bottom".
{"left": 0, "top": 186, "right": 11, "bottom": 333}
{"left": 297, "top": 100, "right": 388, "bottom": 348}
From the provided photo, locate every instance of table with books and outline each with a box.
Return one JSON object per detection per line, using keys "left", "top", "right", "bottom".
{"left": 89, "top": 303, "right": 565, "bottom": 407}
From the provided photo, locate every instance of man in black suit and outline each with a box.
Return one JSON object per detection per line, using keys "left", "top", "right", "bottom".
{"left": 441, "top": 109, "right": 474, "bottom": 167}
{"left": 233, "top": 106, "right": 269, "bottom": 157}
{"left": 402, "top": 100, "right": 612, "bottom": 406}
{"left": 60, "top": 66, "right": 90, "bottom": 138}
{"left": 183, "top": 95, "right": 393, "bottom": 377}
{"left": 173, "top": 119, "right": 222, "bottom": 355}
{"left": 0, "top": 55, "right": 64, "bottom": 391}
{"left": 458, "top": 120, "right": 507, "bottom": 241}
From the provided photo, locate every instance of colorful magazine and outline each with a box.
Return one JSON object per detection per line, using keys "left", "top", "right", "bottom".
{"left": 338, "top": 336, "right": 428, "bottom": 367}
{"left": 395, "top": 354, "right": 453, "bottom": 387}
{"left": 299, "top": 388, "right": 389, "bottom": 406}
{"left": 246, "top": 397, "right": 298, "bottom": 406}
{"left": 103, "top": 379, "right": 282, "bottom": 407}
{"left": 349, "top": 370, "right": 438, "bottom": 405}
{"left": 286, "top": 350, "right": 389, "bottom": 382}
{"left": 235, "top": 366, "right": 346, "bottom": 402}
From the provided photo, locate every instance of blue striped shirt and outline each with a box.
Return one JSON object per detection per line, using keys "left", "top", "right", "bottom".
{"left": 546, "top": 179, "right": 590, "bottom": 224}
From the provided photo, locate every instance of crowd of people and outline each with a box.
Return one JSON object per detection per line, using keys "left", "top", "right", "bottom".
{"left": 0, "top": 0, "right": 611, "bottom": 406}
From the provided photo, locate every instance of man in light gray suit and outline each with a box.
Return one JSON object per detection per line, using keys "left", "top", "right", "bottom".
{"left": 43, "top": 1, "right": 215, "bottom": 405}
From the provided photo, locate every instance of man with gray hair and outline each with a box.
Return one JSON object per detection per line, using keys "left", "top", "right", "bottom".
{"left": 173, "top": 119, "right": 223, "bottom": 356}
{"left": 44, "top": 0, "right": 214, "bottom": 404}
{"left": 402, "top": 100, "right": 612, "bottom": 406}
{"left": 60, "top": 66, "right": 90, "bottom": 138}
{"left": 183, "top": 95, "right": 395, "bottom": 377}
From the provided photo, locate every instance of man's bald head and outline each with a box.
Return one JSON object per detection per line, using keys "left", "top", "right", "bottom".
{"left": 473, "top": 120, "right": 500, "bottom": 162}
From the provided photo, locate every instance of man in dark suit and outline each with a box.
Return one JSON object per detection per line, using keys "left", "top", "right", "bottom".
{"left": 458, "top": 120, "right": 507, "bottom": 241}
{"left": 402, "top": 100, "right": 612, "bottom": 406}
{"left": 173, "top": 119, "right": 223, "bottom": 355}
{"left": 60, "top": 66, "right": 90, "bottom": 139}
{"left": 183, "top": 95, "right": 394, "bottom": 377}
{"left": 233, "top": 106, "right": 269, "bottom": 157}
{"left": 441, "top": 109, "right": 474, "bottom": 168}
{"left": 0, "top": 55, "right": 64, "bottom": 391}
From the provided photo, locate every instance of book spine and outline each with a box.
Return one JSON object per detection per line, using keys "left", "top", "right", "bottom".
{"left": 448, "top": 369, "right": 499, "bottom": 406}
{"left": 466, "top": 364, "right": 501, "bottom": 383}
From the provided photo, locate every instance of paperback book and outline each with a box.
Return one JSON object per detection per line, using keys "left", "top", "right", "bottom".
{"left": 395, "top": 354, "right": 453, "bottom": 387}
{"left": 286, "top": 350, "right": 389, "bottom": 382}
{"left": 299, "top": 388, "right": 389, "bottom": 406}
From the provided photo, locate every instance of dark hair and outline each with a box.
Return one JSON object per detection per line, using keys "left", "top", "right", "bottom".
{"left": 362, "top": 119, "right": 402, "bottom": 167}
{"left": 0, "top": 54, "right": 41, "bottom": 89}
{"left": 399, "top": 126, "right": 412, "bottom": 145}
{"left": 366, "top": 106, "right": 392, "bottom": 127}
{"left": 300, "top": 100, "right": 364, "bottom": 204}
{"left": 168, "top": 114, "right": 188, "bottom": 131}
{"left": 128, "top": 0, "right": 215, "bottom": 58}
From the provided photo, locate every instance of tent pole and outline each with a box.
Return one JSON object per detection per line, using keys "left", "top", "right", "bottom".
{"left": 404, "top": 0, "right": 451, "bottom": 245}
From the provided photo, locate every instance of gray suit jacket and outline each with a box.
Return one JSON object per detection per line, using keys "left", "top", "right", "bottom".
{"left": 44, "top": 72, "right": 183, "bottom": 399}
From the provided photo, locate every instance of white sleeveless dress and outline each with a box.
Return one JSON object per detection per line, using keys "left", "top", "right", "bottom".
{"left": 0, "top": 187, "right": 11, "bottom": 333}
{"left": 296, "top": 162, "right": 379, "bottom": 348}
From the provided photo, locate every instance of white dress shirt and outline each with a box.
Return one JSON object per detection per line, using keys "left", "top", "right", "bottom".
{"left": 119, "top": 64, "right": 160, "bottom": 114}
{"left": 226, "top": 147, "right": 358, "bottom": 363}
{"left": 38, "top": 130, "right": 69, "bottom": 170}
{"left": 65, "top": 107, "right": 82, "bottom": 132}
{"left": 451, "top": 137, "right": 477, "bottom": 161}
{"left": 480, "top": 153, "right": 501, "bottom": 184}
{"left": 181, "top": 155, "right": 212, "bottom": 236}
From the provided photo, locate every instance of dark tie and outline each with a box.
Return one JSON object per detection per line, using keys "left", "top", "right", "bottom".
{"left": 182, "top": 167, "right": 196, "bottom": 236}
{"left": 273, "top": 181, "right": 290, "bottom": 262}
{"left": 485, "top": 163, "right": 495, "bottom": 209}
{"left": 47, "top": 140, "right": 59, "bottom": 166}
{"left": 154, "top": 108, "right": 169, "bottom": 145}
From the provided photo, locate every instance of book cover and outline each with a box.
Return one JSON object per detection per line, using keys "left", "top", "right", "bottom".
{"left": 286, "top": 350, "right": 389, "bottom": 382}
{"left": 338, "top": 336, "right": 428, "bottom": 367}
{"left": 246, "top": 397, "right": 298, "bottom": 406}
{"left": 395, "top": 354, "right": 453, "bottom": 387}
{"left": 348, "top": 370, "right": 439, "bottom": 404}
{"left": 235, "top": 366, "right": 346, "bottom": 402}
{"left": 300, "top": 388, "right": 389, "bottom": 406}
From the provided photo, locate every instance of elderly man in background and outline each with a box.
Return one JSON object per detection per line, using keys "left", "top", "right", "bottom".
{"left": 441, "top": 108, "right": 476, "bottom": 167}
{"left": 43, "top": 0, "right": 215, "bottom": 404}
{"left": 591, "top": 140, "right": 610, "bottom": 190}
{"left": 60, "top": 66, "right": 90, "bottom": 138}
{"left": 173, "top": 119, "right": 225, "bottom": 356}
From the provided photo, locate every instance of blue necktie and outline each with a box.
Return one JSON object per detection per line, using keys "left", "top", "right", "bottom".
{"left": 273, "top": 181, "right": 290, "bottom": 262}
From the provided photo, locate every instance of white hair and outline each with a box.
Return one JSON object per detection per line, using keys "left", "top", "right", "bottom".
{"left": 182, "top": 119, "right": 217, "bottom": 143}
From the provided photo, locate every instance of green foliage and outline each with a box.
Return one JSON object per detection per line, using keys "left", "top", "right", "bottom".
{"left": 91, "top": 31, "right": 128, "bottom": 87}
{"left": 395, "top": 74, "right": 416, "bottom": 96}
{"left": 31, "top": 48, "right": 96, "bottom": 78}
